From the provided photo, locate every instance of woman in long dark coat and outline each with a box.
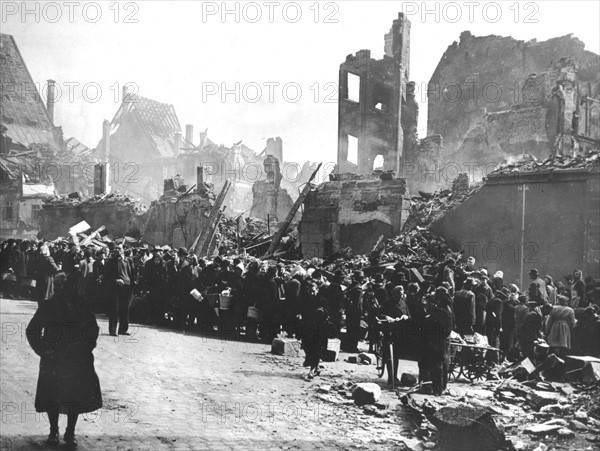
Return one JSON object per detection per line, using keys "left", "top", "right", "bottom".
{"left": 35, "top": 245, "right": 61, "bottom": 303}
{"left": 26, "top": 273, "right": 102, "bottom": 447}
{"left": 300, "top": 279, "right": 331, "bottom": 379}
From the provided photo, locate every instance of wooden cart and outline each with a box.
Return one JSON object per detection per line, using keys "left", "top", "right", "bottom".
{"left": 448, "top": 342, "right": 501, "bottom": 382}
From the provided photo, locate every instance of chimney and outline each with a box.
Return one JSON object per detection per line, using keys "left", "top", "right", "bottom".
{"left": 185, "top": 124, "right": 194, "bottom": 146}
{"left": 102, "top": 119, "right": 111, "bottom": 163}
{"left": 46, "top": 80, "right": 56, "bottom": 125}
{"left": 196, "top": 166, "right": 204, "bottom": 192}
{"left": 173, "top": 132, "right": 181, "bottom": 156}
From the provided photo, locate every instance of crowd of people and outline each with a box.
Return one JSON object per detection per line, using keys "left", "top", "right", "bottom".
{"left": 1, "top": 237, "right": 600, "bottom": 389}
{"left": 2, "top": 236, "right": 600, "bottom": 445}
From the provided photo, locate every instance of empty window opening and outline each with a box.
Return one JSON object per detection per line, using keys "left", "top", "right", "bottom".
{"left": 347, "top": 135, "right": 358, "bottom": 165}
{"left": 347, "top": 73, "right": 360, "bottom": 102}
{"left": 372, "top": 83, "right": 392, "bottom": 112}
{"left": 373, "top": 155, "right": 384, "bottom": 171}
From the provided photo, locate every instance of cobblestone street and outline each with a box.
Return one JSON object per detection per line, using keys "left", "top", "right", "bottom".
{"left": 1, "top": 297, "right": 417, "bottom": 450}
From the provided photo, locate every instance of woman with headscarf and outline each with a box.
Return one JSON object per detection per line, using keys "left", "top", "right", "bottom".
{"left": 26, "top": 273, "right": 102, "bottom": 447}
{"left": 546, "top": 295, "right": 577, "bottom": 357}
{"left": 35, "top": 245, "right": 61, "bottom": 303}
{"left": 544, "top": 275, "right": 557, "bottom": 305}
{"left": 570, "top": 269, "right": 586, "bottom": 308}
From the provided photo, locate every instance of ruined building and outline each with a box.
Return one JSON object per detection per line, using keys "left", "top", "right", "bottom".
{"left": 302, "top": 13, "right": 417, "bottom": 258}
{"left": 95, "top": 91, "right": 182, "bottom": 204}
{"left": 1, "top": 33, "right": 91, "bottom": 236}
{"left": 300, "top": 173, "right": 410, "bottom": 258}
{"left": 250, "top": 138, "right": 295, "bottom": 223}
{"left": 143, "top": 173, "right": 215, "bottom": 250}
{"left": 426, "top": 32, "right": 600, "bottom": 172}
{"left": 430, "top": 151, "right": 600, "bottom": 283}
{"left": 337, "top": 13, "right": 417, "bottom": 175}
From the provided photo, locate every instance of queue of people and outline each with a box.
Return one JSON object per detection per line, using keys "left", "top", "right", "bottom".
{"left": 1, "top": 238, "right": 600, "bottom": 410}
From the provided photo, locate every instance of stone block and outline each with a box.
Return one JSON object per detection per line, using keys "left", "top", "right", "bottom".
{"left": 352, "top": 383, "right": 381, "bottom": 405}
{"left": 271, "top": 338, "right": 302, "bottom": 357}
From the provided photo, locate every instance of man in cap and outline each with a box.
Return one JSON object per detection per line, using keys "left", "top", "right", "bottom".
{"left": 343, "top": 270, "right": 364, "bottom": 352}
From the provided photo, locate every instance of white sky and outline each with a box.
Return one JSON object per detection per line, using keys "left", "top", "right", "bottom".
{"left": 2, "top": 1, "right": 599, "bottom": 165}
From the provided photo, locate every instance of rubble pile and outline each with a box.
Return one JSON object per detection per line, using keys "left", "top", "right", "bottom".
{"left": 44, "top": 192, "right": 148, "bottom": 215}
{"left": 491, "top": 149, "right": 600, "bottom": 175}
{"left": 395, "top": 357, "right": 600, "bottom": 451}
{"left": 215, "top": 216, "right": 300, "bottom": 258}
{"left": 401, "top": 184, "right": 481, "bottom": 232}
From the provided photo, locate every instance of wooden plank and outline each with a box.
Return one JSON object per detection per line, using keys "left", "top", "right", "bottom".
{"left": 264, "top": 163, "right": 322, "bottom": 258}
{"left": 193, "top": 180, "right": 232, "bottom": 257}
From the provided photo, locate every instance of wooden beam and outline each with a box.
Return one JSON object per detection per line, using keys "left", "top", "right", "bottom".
{"left": 264, "top": 163, "right": 322, "bottom": 258}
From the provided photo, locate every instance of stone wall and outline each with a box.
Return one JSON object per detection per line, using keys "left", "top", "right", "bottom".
{"left": 429, "top": 168, "right": 600, "bottom": 285}
{"left": 144, "top": 189, "right": 214, "bottom": 249}
{"left": 40, "top": 201, "right": 147, "bottom": 240}
{"left": 300, "top": 173, "right": 410, "bottom": 258}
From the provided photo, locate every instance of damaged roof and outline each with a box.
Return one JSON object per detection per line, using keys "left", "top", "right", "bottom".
{"left": 103, "top": 94, "right": 182, "bottom": 158}
{"left": 489, "top": 149, "right": 600, "bottom": 176}
{"left": 0, "top": 33, "right": 59, "bottom": 150}
{"left": 0, "top": 154, "right": 37, "bottom": 181}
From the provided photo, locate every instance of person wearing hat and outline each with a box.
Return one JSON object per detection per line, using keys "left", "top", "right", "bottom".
{"left": 528, "top": 269, "right": 548, "bottom": 304}
{"left": 343, "top": 270, "right": 364, "bottom": 352}
{"left": 420, "top": 287, "right": 453, "bottom": 395}
{"left": 453, "top": 278, "right": 476, "bottom": 336}
{"left": 519, "top": 303, "right": 552, "bottom": 364}
{"left": 500, "top": 287, "right": 517, "bottom": 356}
{"left": 380, "top": 284, "right": 410, "bottom": 385}
{"left": 485, "top": 293, "right": 503, "bottom": 362}
{"left": 440, "top": 259, "right": 456, "bottom": 296}
{"left": 324, "top": 269, "right": 345, "bottom": 338}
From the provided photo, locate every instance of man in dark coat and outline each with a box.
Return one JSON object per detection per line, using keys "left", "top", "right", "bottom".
{"left": 453, "top": 278, "right": 476, "bottom": 336}
{"left": 26, "top": 273, "right": 102, "bottom": 447}
{"left": 325, "top": 270, "right": 345, "bottom": 338}
{"left": 420, "top": 288, "right": 453, "bottom": 395}
{"left": 144, "top": 251, "right": 167, "bottom": 324}
{"left": 519, "top": 304, "right": 551, "bottom": 363}
{"left": 343, "top": 270, "right": 364, "bottom": 352}
{"left": 105, "top": 245, "right": 135, "bottom": 336}
{"left": 300, "top": 280, "right": 331, "bottom": 379}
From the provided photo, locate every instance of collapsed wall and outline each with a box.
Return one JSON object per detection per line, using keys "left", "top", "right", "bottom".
{"left": 427, "top": 32, "right": 600, "bottom": 169}
{"left": 40, "top": 193, "right": 148, "bottom": 240}
{"left": 299, "top": 173, "right": 410, "bottom": 258}
{"left": 143, "top": 182, "right": 215, "bottom": 249}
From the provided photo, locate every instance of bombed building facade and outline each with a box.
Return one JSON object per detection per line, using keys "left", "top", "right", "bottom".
{"left": 425, "top": 32, "right": 600, "bottom": 176}
{"left": 299, "top": 14, "right": 600, "bottom": 263}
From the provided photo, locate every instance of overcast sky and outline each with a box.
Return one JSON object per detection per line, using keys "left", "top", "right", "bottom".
{"left": 3, "top": 1, "right": 599, "bottom": 164}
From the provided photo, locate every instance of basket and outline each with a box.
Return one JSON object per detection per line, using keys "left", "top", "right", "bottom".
{"left": 219, "top": 294, "right": 233, "bottom": 310}
{"left": 247, "top": 306, "right": 263, "bottom": 322}
{"left": 22, "top": 278, "right": 36, "bottom": 288}
{"left": 206, "top": 293, "right": 219, "bottom": 308}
